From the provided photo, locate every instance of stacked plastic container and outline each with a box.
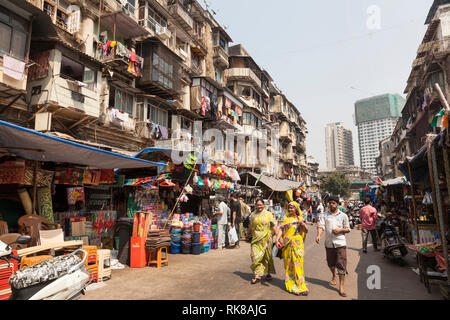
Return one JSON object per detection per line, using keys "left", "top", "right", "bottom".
{"left": 170, "top": 226, "right": 182, "bottom": 254}
{"left": 191, "top": 223, "right": 201, "bottom": 255}
{"left": 181, "top": 216, "right": 192, "bottom": 254}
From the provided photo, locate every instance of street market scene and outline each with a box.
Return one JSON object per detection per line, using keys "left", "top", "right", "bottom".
{"left": 0, "top": 0, "right": 448, "bottom": 303}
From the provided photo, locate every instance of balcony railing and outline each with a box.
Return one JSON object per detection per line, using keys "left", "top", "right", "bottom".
{"left": 213, "top": 46, "right": 229, "bottom": 68}
{"left": 139, "top": 16, "right": 172, "bottom": 39}
{"left": 56, "top": 16, "right": 68, "bottom": 32}
{"left": 97, "top": 42, "right": 143, "bottom": 77}
{"left": 225, "top": 68, "right": 262, "bottom": 88}
{"left": 169, "top": 1, "right": 193, "bottom": 30}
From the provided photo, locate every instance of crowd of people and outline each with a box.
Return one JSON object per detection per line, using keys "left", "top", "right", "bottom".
{"left": 212, "top": 193, "right": 386, "bottom": 298}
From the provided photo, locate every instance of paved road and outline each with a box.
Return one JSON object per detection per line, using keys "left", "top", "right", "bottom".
{"left": 82, "top": 225, "right": 443, "bottom": 300}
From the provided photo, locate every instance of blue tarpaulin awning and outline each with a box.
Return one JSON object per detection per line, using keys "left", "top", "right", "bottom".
{"left": 133, "top": 147, "right": 193, "bottom": 160}
{"left": 0, "top": 120, "right": 166, "bottom": 169}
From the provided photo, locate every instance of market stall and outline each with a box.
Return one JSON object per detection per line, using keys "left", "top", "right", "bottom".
{"left": 238, "top": 172, "right": 309, "bottom": 218}
{"left": 113, "top": 147, "right": 244, "bottom": 268}
{"left": 399, "top": 129, "right": 449, "bottom": 298}
{"left": 0, "top": 120, "right": 164, "bottom": 299}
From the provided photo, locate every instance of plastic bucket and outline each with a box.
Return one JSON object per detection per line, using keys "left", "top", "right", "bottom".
{"left": 171, "top": 246, "right": 180, "bottom": 254}
{"left": 193, "top": 223, "right": 201, "bottom": 232}
{"left": 192, "top": 232, "right": 201, "bottom": 243}
{"left": 182, "top": 245, "right": 191, "bottom": 254}
{"left": 192, "top": 243, "right": 201, "bottom": 255}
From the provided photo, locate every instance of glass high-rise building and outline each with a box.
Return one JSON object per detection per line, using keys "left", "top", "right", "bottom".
{"left": 355, "top": 94, "right": 406, "bottom": 174}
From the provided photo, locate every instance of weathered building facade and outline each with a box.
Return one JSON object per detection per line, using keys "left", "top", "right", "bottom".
{"left": 390, "top": 0, "right": 450, "bottom": 174}
{"left": 0, "top": 0, "right": 308, "bottom": 183}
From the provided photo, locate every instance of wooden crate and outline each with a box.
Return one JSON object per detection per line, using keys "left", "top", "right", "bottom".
{"left": 97, "top": 249, "right": 112, "bottom": 283}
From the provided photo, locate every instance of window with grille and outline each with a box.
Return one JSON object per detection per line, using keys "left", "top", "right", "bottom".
{"left": 0, "top": 5, "right": 29, "bottom": 60}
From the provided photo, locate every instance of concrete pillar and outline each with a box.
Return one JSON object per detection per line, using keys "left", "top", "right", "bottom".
{"left": 80, "top": 12, "right": 95, "bottom": 57}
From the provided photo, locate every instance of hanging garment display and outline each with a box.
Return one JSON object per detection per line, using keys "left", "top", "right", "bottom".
{"left": 66, "top": 187, "right": 85, "bottom": 205}
{"left": 18, "top": 188, "right": 33, "bottom": 215}
{"left": 37, "top": 187, "right": 54, "bottom": 224}
{"left": 99, "top": 169, "right": 115, "bottom": 184}
{"left": 199, "top": 162, "right": 207, "bottom": 175}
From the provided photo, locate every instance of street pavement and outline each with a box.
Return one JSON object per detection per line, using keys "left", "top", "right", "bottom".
{"left": 82, "top": 225, "right": 443, "bottom": 300}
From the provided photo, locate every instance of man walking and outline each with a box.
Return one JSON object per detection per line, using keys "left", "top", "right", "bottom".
{"left": 214, "top": 197, "right": 229, "bottom": 250}
{"left": 239, "top": 196, "right": 250, "bottom": 239}
{"left": 317, "top": 201, "right": 325, "bottom": 221}
{"left": 360, "top": 198, "right": 379, "bottom": 253}
{"left": 230, "top": 193, "right": 242, "bottom": 248}
{"left": 316, "top": 196, "right": 351, "bottom": 297}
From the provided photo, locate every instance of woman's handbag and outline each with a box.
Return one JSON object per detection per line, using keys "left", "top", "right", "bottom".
{"left": 272, "top": 243, "right": 283, "bottom": 259}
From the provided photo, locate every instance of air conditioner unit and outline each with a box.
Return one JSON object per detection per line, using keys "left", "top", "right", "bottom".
{"left": 35, "top": 112, "right": 52, "bottom": 132}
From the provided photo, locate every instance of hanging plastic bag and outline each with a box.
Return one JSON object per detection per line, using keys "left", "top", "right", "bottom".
{"left": 228, "top": 226, "right": 238, "bottom": 244}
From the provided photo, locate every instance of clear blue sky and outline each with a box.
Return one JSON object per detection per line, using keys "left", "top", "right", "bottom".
{"left": 203, "top": 0, "right": 433, "bottom": 169}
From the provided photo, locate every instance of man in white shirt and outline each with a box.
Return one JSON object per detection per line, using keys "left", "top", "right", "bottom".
{"left": 214, "top": 198, "right": 229, "bottom": 249}
{"left": 316, "top": 196, "right": 351, "bottom": 298}
{"left": 316, "top": 201, "right": 325, "bottom": 222}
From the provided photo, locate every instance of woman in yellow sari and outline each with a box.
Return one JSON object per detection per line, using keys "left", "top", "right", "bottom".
{"left": 276, "top": 201, "right": 309, "bottom": 296}
{"left": 247, "top": 198, "right": 281, "bottom": 284}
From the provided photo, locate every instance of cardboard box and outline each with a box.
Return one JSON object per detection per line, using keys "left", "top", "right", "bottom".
{"left": 71, "top": 221, "right": 86, "bottom": 237}
{"left": 39, "top": 229, "right": 64, "bottom": 245}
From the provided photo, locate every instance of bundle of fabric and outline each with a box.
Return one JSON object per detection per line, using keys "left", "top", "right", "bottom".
{"left": 146, "top": 229, "right": 171, "bottom": 249}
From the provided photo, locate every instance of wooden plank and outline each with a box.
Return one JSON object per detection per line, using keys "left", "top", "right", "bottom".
{"left": 17, "top": 240, "right": 83, "bottom": 257}
{"left": 83, "top": 118, "right": 98, "bottom": 127}
{"left": 68, "top": 115, "right": 90, "bottom": 130}
{"left": 53, "top": 117, "right": 75, "bottom": 136}
{"left": 27, "top": 105, "right": 46, "bottom": 122}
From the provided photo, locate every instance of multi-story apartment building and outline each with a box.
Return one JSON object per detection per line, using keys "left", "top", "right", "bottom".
{"left": 269, "top": 85, "right": 307, "bottom": 182}
{"left": 0, "top": 0, "right": 307, "bottom": 184}
{"left": 0, "top": 0, "right": 46, "bottom": 125}
{"left": 389, "top": 0, "right": 450, "bottom": 175}
{"left": 306, "top": 157, "right": 320, "bottom": 192}
{"left": 355, "top": 94, "right": 405, "bottom": 174}
{"left": 325, "top": 122, "right": 354, "bottom": 170}
{"left": 375, "top": 135, "right": 396, "bottom": 180}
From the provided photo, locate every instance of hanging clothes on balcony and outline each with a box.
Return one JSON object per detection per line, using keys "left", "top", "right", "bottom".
{"left": 129, "top": 52, "right": 137, "bottom": 63}
{"left": 209, "top": 92, "right": 217, "bottom": 116}
{"left": 3, "top": 55, "right": 25, "bottom": 81}
{"left": 105, "top": 41, "right": 112, "bottom": 55}
{"left": 159, "top": 125, "right": 168, "bottom": 140}
{"left": 191, "top": 87, "right": 202, "bottom": 110}
{"left": 235, "top": 105, "right": 242, "bottom": 117}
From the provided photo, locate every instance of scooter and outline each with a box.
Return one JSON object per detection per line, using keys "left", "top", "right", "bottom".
{"left": 0, "top": 235, "right": 90, "bottom": 300}
{"left": 377, "top": 213, "right": 408, "bottom": 265}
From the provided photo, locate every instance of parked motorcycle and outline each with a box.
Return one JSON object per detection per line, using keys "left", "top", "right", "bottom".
{"left": 377, "top": 213, "right": 408, "bottom": 265}
{"left": 347, "top": 211, "right": 355, "bottom": 229}
{"left": 0, "top": 235, "right": 90, "bottom": 300}
{"left": 351, "top": 208, "right": 361, "bottom": 226}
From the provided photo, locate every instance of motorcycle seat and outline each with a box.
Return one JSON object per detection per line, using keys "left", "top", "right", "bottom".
{"left": 9, "top": 253, "right": 82, "bottom": 290}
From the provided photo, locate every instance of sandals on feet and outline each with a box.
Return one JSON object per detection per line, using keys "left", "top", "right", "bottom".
{"left": 339, "top": 291, "right": 347, "bottom": 297}
{"left": 251, "top": 277, "right": 261, "bottom": 284}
